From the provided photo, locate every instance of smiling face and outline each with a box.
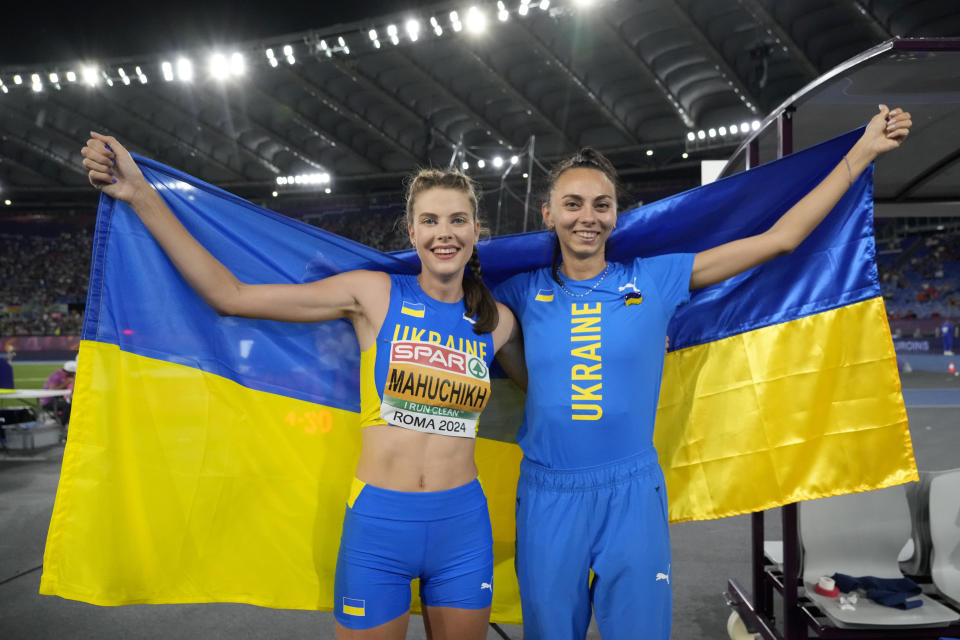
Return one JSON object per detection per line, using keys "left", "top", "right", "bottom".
{"left": 408, "top": 186, "right": 480, "bottom": 281}
{"left": 543, "top": 167, "right": 617, "bottom": 264}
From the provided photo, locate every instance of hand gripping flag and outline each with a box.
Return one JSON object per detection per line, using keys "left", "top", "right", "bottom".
{"left": 41, "top": 129, "right": 916, "bottom": 621}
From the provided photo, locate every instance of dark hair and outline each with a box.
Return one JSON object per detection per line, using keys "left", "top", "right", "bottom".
{"left": 404, "top": 168, "right": 498, "bottom": 335}
{"left": 543, "top": 147, "right": 622, "bottom": 285}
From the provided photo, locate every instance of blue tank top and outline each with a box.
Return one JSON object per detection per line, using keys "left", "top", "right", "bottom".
{"left": 496, "top": 255, "right": 694, "bottom": 468}
{"left": 359, "top": 274, "right": 494, "bottom": 439}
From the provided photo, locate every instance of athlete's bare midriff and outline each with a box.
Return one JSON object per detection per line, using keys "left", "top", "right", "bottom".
{"left": 355, "top": 424, "right": 478, "bottom": 492}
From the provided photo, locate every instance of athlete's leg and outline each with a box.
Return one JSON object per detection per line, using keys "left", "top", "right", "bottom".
{"left": 419, "top": 483, "right": 494, "bottom": 640}
{"left": 515, "top": 473, "right": 594, "bottom": 640}
{"left": 590, "top": 468, "right": 672, "bottom": 640}
{"left": 421, "top": 605, "right": 491, "bottom": 640}
{"left": 335, "top": 612, "right": 410, "bottom": 640}
{"left": 333, "top": 498, "right": 420, "bottom": 633}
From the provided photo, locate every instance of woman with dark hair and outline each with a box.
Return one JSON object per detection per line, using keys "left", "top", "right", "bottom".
{"left": 495, "top": 105, "right": 911, "bottom": 639}
{"left": 81, "top": 133, "right": 522, "bottom": 640}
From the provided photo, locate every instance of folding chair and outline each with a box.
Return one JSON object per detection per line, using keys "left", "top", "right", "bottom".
{"left": 800, "top": 486, "right": 960, "bottom": 629}
{"left": 930, "top": 469, "right": 960, "bottom": 608}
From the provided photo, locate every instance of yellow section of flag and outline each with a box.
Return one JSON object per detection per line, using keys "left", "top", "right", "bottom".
{"left": 655, "top": 296, "right": 916, "bottom": 522}
{"left": 40, "top": 340, "right": 524, "bottom": 624}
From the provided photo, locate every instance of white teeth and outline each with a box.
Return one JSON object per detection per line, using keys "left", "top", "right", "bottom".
{"left": 434, "top": 248, "right": 457, "bottom": 255}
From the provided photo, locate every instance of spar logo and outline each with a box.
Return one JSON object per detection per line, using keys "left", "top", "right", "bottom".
{"left": 467, "top": 357, "right": 487, "bottom": 380}
{"left": 392, "top": 341, "right": 471, "bottom": 375}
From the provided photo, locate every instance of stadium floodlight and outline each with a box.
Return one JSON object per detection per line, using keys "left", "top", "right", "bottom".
{"left": 461, "top": 161, "right": 469, "bottom": 170}
{"left": 13, "top": 74, "right": 22, "bottom": 85}
{"left": 729, "top": 124, "right": 739, "bottom": 134}
{"left": 338, "top": 36, "right": 346, "bottom": 47}
{"left": 497, "top": 1, "right": 509, "bottom": 21}
{"left": 465, "top": 6, "right": 487, "bottom": 33}
{"left": 31, "top": 74, "right": 42, "bottom": 92}
{"left": 406, "top": 19, "right": 420, "bottom": 42}
{"left": 708, "top": 128, "right": 716, "bottom": 138}
{"left": 718, "top": 126, "right": 727, "bottom": 136}
{"left": 510, "top": 155, "right": 519, "bottom": 164}
{"left": 324, "top": 187, "right": 331, "bottom": 194}
{"left": 539, "top": 0, "right": 550, "bottom": 9}
{"left": 135, "top": 66, "right": 148, "bottom": 84}
{"left": 369, "top": 29, "right": 378, "bottom": 41}
{"left": 686, "top": 131, "right": 695, "bottom": 141}
{"left": 272, "top": 191, "right": 278, "bottom": 198}
{"left": 265, "top": 48, "right": 279, "bottom": 67}
{"left": 697, "top": 130, "right": 706, "bottom": 140}
{"left": 66, "top": 70, "right": 77, "bottom": 82}
{"left": 751, "top": 120, "right": 761, "bottom": 131}
{"left": 493, "top": 156, "right": 503, "bottom": 168}
{"left": 49, "top": 72, "right": 59, "bottom": 83}
{"left": 4, "top": 200, "right": 10, "bottom": 206}
{"left": 82, "top": 66, "right": 99, "bottom": 86}
{"left": 118, "top": 68, "right": 131, "bottom": 85}
{"left": 0, "top": 86, "right": 6, "bottom": 94}
{"left": 477, "top": 159, "right": 486, "bottom": 169}
{"left": 283, "top": 44, "right": 295, "bottom": 64}
{"left": 646, "top": 149, "right": 653, "bottom": 156}
{"left": 573, "top": 0, "right": 594, "bottom": 6}
{"left": 230, "top": 52, "right": 245, "bottom": 76}
{"left": 519, "top": 2, "right": 529, "bottom": 16}
{"left": 522, "top": 172, "right": 528, "bottom": 179}
{"left": 161, "top": 61, "right": 174, "bottom": 81}
{"left": 176, "top": 57, "right": 194, "bottom": 82}
{"left": 209, "top": 53, "right": 229, "bottom": 80}
{"left": 449, "top": 11, "right": 463, "bottom": 32}
{"left": 682, "top": 152, "right": 689, "bottom": 159}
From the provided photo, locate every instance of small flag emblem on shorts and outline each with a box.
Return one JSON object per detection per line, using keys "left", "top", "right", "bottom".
{"left": 401, "top": 301, "right": 426, "bottom": 318}
{"left": 535, "top": 289, "right": 554, "bottom": 302}
{"left": 342, "top": 597, "right": 366, "bottom": 616}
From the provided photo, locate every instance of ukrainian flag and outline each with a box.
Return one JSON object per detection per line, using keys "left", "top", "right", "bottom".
{"left": 40, "top": 128, "right": 915, "bottom": 619}
{"left": 400, "top": 301, "right": 426, "bottom": 318}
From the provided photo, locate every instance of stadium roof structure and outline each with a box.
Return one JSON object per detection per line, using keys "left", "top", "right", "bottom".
{"left": 722, "top": 37, "right": 960, "bottom": 220}
{"left": 0, "top": 0, "right": 957, "bottom": 217}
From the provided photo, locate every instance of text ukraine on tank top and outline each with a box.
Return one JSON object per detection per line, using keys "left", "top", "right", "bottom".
{"left": 359, "top": 274, "right": 494, "bottom": 439}
{"left": 494, "top": 255, "right": 694, "bottom": 469}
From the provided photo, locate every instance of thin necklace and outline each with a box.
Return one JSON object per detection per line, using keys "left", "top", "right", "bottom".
{"left": 556, "top": 262, "right": 610, "bottom": 298}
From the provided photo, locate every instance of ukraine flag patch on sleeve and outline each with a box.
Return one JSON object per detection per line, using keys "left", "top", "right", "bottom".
{"left": 400, "top": 301, "right": 425, "bottom": 318}
{"left": 534, "top": 289, "right": 554, "bottom": 302}
{"left": 342, "top": 597, "right": 366, "bottom": 616}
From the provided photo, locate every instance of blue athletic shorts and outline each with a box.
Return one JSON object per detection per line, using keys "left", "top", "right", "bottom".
{"left": 333, "top": 477, "right": 494, "bottom": 630}
{"left": 515, "top": 448, "right": 672, "bottom": 640}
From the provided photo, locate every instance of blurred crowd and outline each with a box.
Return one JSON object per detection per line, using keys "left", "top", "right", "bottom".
{"left": 0, "top": 208, "right": 412, "bottom": 337}
{"left": 1, "top": 229, "right": 92, "bottom": 336}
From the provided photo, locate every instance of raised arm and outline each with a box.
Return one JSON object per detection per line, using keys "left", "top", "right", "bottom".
{"left": 81, "top": 131, "right": 388, "bottom": 327}
{"left": 690, "top": 105, "right": 911, "bottom": 290}
{"left": 493, "top": 303, "right": 527, "bottom": 391}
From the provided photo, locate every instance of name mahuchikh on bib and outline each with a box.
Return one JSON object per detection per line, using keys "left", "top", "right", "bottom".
{"left": 381, "top": 340, "right": 491, "bottom": 438}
